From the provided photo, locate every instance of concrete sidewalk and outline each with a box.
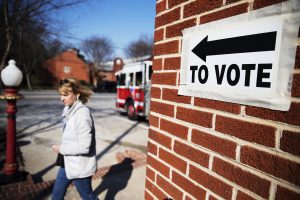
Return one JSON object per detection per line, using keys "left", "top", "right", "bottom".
{"left": 0, "top": 91, "right": 149, "bottom": 199}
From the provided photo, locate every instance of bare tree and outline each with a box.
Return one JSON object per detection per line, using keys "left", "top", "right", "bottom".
{"left": 0, "top": 0, "right": 87, "bottom": 89}
{"left": 125, "top": 34, "right": 153, "bottom": 59}
{"left": 0, "top": 0, "right": 86, "bottom": 70}
{"left": 81, "top": 35, "right": 114, "bottom": 65}
{"left": 18, "top": 18, "right": 48, "bottom": 90}
{"left": 46, "top": 39, "right": 68, "bottom": 58}
{"left": 81, "top": 35, "right": 114, "bottom": 86}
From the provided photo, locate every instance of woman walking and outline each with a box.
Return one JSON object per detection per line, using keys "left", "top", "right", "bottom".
{"left": 51, "top": 77, "right": 98, "bottom": 200}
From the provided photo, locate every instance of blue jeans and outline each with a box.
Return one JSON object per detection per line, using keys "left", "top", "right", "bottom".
{"left": 52, "top": 167, "right": 98, "bottom": 200}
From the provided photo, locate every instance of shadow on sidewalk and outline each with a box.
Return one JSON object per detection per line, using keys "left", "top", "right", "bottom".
{"left": 17, "top": 119, "right": 61, "bottom": 140}
{"left": 94, "top": 158, "right": 134, "bottom": 199}
{"left": 32, "top": 162, "right": 56, "bottom": 183}
{"left": 96, "top": 122, "right": 139, "bottom": 161}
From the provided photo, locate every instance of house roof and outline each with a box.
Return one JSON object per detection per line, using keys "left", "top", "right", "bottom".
{"left": 96, "top": 55, "right": 152, "bottom": 71}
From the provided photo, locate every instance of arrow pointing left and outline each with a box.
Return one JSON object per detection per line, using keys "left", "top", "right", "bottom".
{"left": 192, "top": 31, "right": 277, "bottom": 62}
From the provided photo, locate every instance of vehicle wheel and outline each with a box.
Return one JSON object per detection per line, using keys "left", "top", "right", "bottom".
{"left": 126, "top": 102, "right": 137, "bottom": 120}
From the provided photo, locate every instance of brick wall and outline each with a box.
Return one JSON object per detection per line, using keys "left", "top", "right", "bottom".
{"left": 45, "top": 49, "right": 90, "bottom": 83}
{"left": 146, "top": 0, "right": 300, "bottom": 199}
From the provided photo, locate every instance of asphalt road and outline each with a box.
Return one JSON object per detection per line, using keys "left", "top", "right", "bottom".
{"left": 0, "top": 90, "right": 149, "bottom": 199}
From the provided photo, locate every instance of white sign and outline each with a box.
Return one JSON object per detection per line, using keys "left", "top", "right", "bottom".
{"left": 179, "top": 3, "right": 300, "bottom": 111}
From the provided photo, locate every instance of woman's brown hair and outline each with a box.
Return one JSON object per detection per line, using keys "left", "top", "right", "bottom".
{"left": 57, "top": 77, "right": 92, "bottom": 104}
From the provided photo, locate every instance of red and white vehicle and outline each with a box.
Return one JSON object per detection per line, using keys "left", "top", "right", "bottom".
{"left": 115, "top": 61, "right": 152, "bottom": 120}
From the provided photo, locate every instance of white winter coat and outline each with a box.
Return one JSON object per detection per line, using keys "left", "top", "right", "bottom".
{"left": 59, "top": 101, "right": 97, "bottom": 179}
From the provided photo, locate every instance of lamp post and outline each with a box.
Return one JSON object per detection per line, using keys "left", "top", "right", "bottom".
{"left": 0, "top": 60, "right": 23, "bottom": 175}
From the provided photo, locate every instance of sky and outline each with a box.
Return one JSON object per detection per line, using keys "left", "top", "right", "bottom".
{"left": 55, "top": 0, "right": 156, "bottom": 58}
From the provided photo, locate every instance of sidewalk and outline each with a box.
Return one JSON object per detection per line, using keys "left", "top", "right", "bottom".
{"left": 0, "top": 91, "right": 149, "bottom": 199}
{"left": 0, "top": 150, "right": 147, "bottom": 200}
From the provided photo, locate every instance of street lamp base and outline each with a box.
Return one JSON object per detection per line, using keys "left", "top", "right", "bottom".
{"left": 3, "top": 163, "right": 19, "bottom": 175}
{"left": 0, "top": 171, "right": 28, "bottom": 185}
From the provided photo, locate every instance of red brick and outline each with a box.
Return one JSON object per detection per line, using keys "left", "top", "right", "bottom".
{"left": 156, "top": 0, "right": 167, "bottom": 14}
{"left": 145, "top": 190, "right": 155, "bottom": 200}
{"left": 168, "top": 0, "right": 187, "bottom": 8}
{"left": 151, "top": 72, "right": 177, "bottom": 86}
{"left": 194, "top": 97, "right": 240, "bottom": 114}
{"left": 153, "top": 58, "right": 162, "bottom": 71}
{"left": 157, "top": 175, "right": 184, "bottom": 199}
{"left": 155, "top": 7, "right": 181, "bottom": 28}
{"left": 215, "top": 115, "right": 276, "bottom": 147}
{"left": 159, "top": 148, "right": 187, "bottom": 173}
{"left": 160, "top": 118, "right": 189, "bottom": 139}
{"left": 275, "top": 185, "right": 300, "bottom": 200}
{"left": 236, "top": 191, "right": 256, "bottom": 200}
{"left": 162, "top": 88, "right": 191, "bottom": 104}
{"left": 149, "top": 114, "right": 159, "bottom": 128}
{"left": 151, "top": 86, "right": 161, "bottom": 99}
{"left": 185, "top": 195, "right": 194, "bottom": 200}
{"left": 147, "top": 141, "right": 158, "bottom": 156}
{"left": 154, "top": 40, "right": 179, "bottom": 56}
{"left": 147, "top": 155, "right": 170, "bottom": 178}
{"left": 172, "top": 171, "right": 207, "bottom": 199}
{"left": 145, "top": 179, "right": 168, "bottom": 199}
{"left": 291, "top": 73, "right": 300, "bottom": 97}
{"left": 154, "top": 29, "right": 164, "bottom": 42}
{"left": 148, "top": 128, "right": 172, "bottom": 149}
{"left": 253, "top": 0, "right": 287, "bottom": 10}
{"left": 295, "top": 46, "right": 300, "bottom": 69}
{"left": 174, "top": 140, "right": 210, "bottom": 168}
{"left": 213, "top": 157, "right": 270, "bottom": 198}
{"left": 226, "top": 0, "right": 242, "bottom": 4}
{"left": 245, "top": 102, "right": 300, "bottom": 126}
{"left": 164, "top": 57, "right": 181, "bottom": 70}
{"left": 191, "top": 129, "right": 237, "bottom": 159}
{"left": 150, "top": 101, "right": 174, "bottom": 117}
{"left": 241, "top": 146, "right": 300, "bottom": 186}
{"left": 146, "top": 167, "right": 156, "bottom": 182}
{"left": 280, "top": 130, "right": 300, "bottom": 157}
{"left": 201, "top": 3, "right": 248, "bottom": 24}
{"left": 184, "top": 0, "right": 223, "bottom": 18}
{"left": 176, "top": 106, "right": 213, "bottom": 128}
{"left": 45, "top": 49, "right": 90, "bottom": 83}
{"left": 208, "top": 195, "right": 218, "bottom": 200}
{"left": 166, "top": 18, "right": 197, "bottom": 38}
{"left": 189, "top": 165, "right": 232, "bottom": 199}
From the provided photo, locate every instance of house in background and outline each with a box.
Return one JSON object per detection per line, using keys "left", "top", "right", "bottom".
{"left": 94, "top": 58, "right": 123, "bottom": 92}
{"left": 95, "top": 55, "right": 153, "bottom": 92}
{"left": 44, "top": 49, "right": 152, "bottom": 91}
{"left": 99, "top": 58, "right": 124, "bottom": 82}
{"left": 43, "top": 48, "right": 90, "bottom": 84}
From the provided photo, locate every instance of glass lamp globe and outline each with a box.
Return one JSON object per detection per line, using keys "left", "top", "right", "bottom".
{"left": 1, "top": 60, "right": 23, "bottom": 87}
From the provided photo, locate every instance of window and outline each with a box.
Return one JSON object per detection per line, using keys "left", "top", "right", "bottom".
{"left": 136, "top": 72, "right": 142, "bottom": 86}
{"left": 64, "top": 66, "right": 71, "bottom": 73}
{"left": 129, "top": 73, "right": 134, "bottom": 86}
{"left": 118, "top": 74, "right": 126, "bottom": 86}
{"left": 116, "top": 59, "right": 121, "bottom": 65}
{"left": 148, "top": 65, "right": 153, "bottom": 80}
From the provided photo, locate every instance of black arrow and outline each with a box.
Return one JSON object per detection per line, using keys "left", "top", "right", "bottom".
{"left": 192, "top": 31, "right": 277, "bottom": 62}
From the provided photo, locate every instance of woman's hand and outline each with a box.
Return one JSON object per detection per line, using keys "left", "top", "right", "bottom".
{"left": 52, "top": 144, "right": 60, "bottom": 154}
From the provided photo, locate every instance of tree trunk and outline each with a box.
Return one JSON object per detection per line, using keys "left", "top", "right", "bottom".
{"left": 0, "top": 39, "right": 12, "bottom": 70}
{"left": 25, "top": 73, "right": 32, "bottom": 90}
{"left": 0, "top": 38, "right": 12, "bottom": 88}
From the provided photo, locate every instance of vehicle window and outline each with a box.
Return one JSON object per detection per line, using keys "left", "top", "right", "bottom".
{"left": 148, "top": 65, "right": 153, "bottom": 80}
{"left": 136, "top": 72, "right": 142, "bottom": 86}
{"left": 129, "top": 73, "right": 134, "bottom": 86}
{"left": 118, "top": 74, "right": 126, "bottom": 86}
